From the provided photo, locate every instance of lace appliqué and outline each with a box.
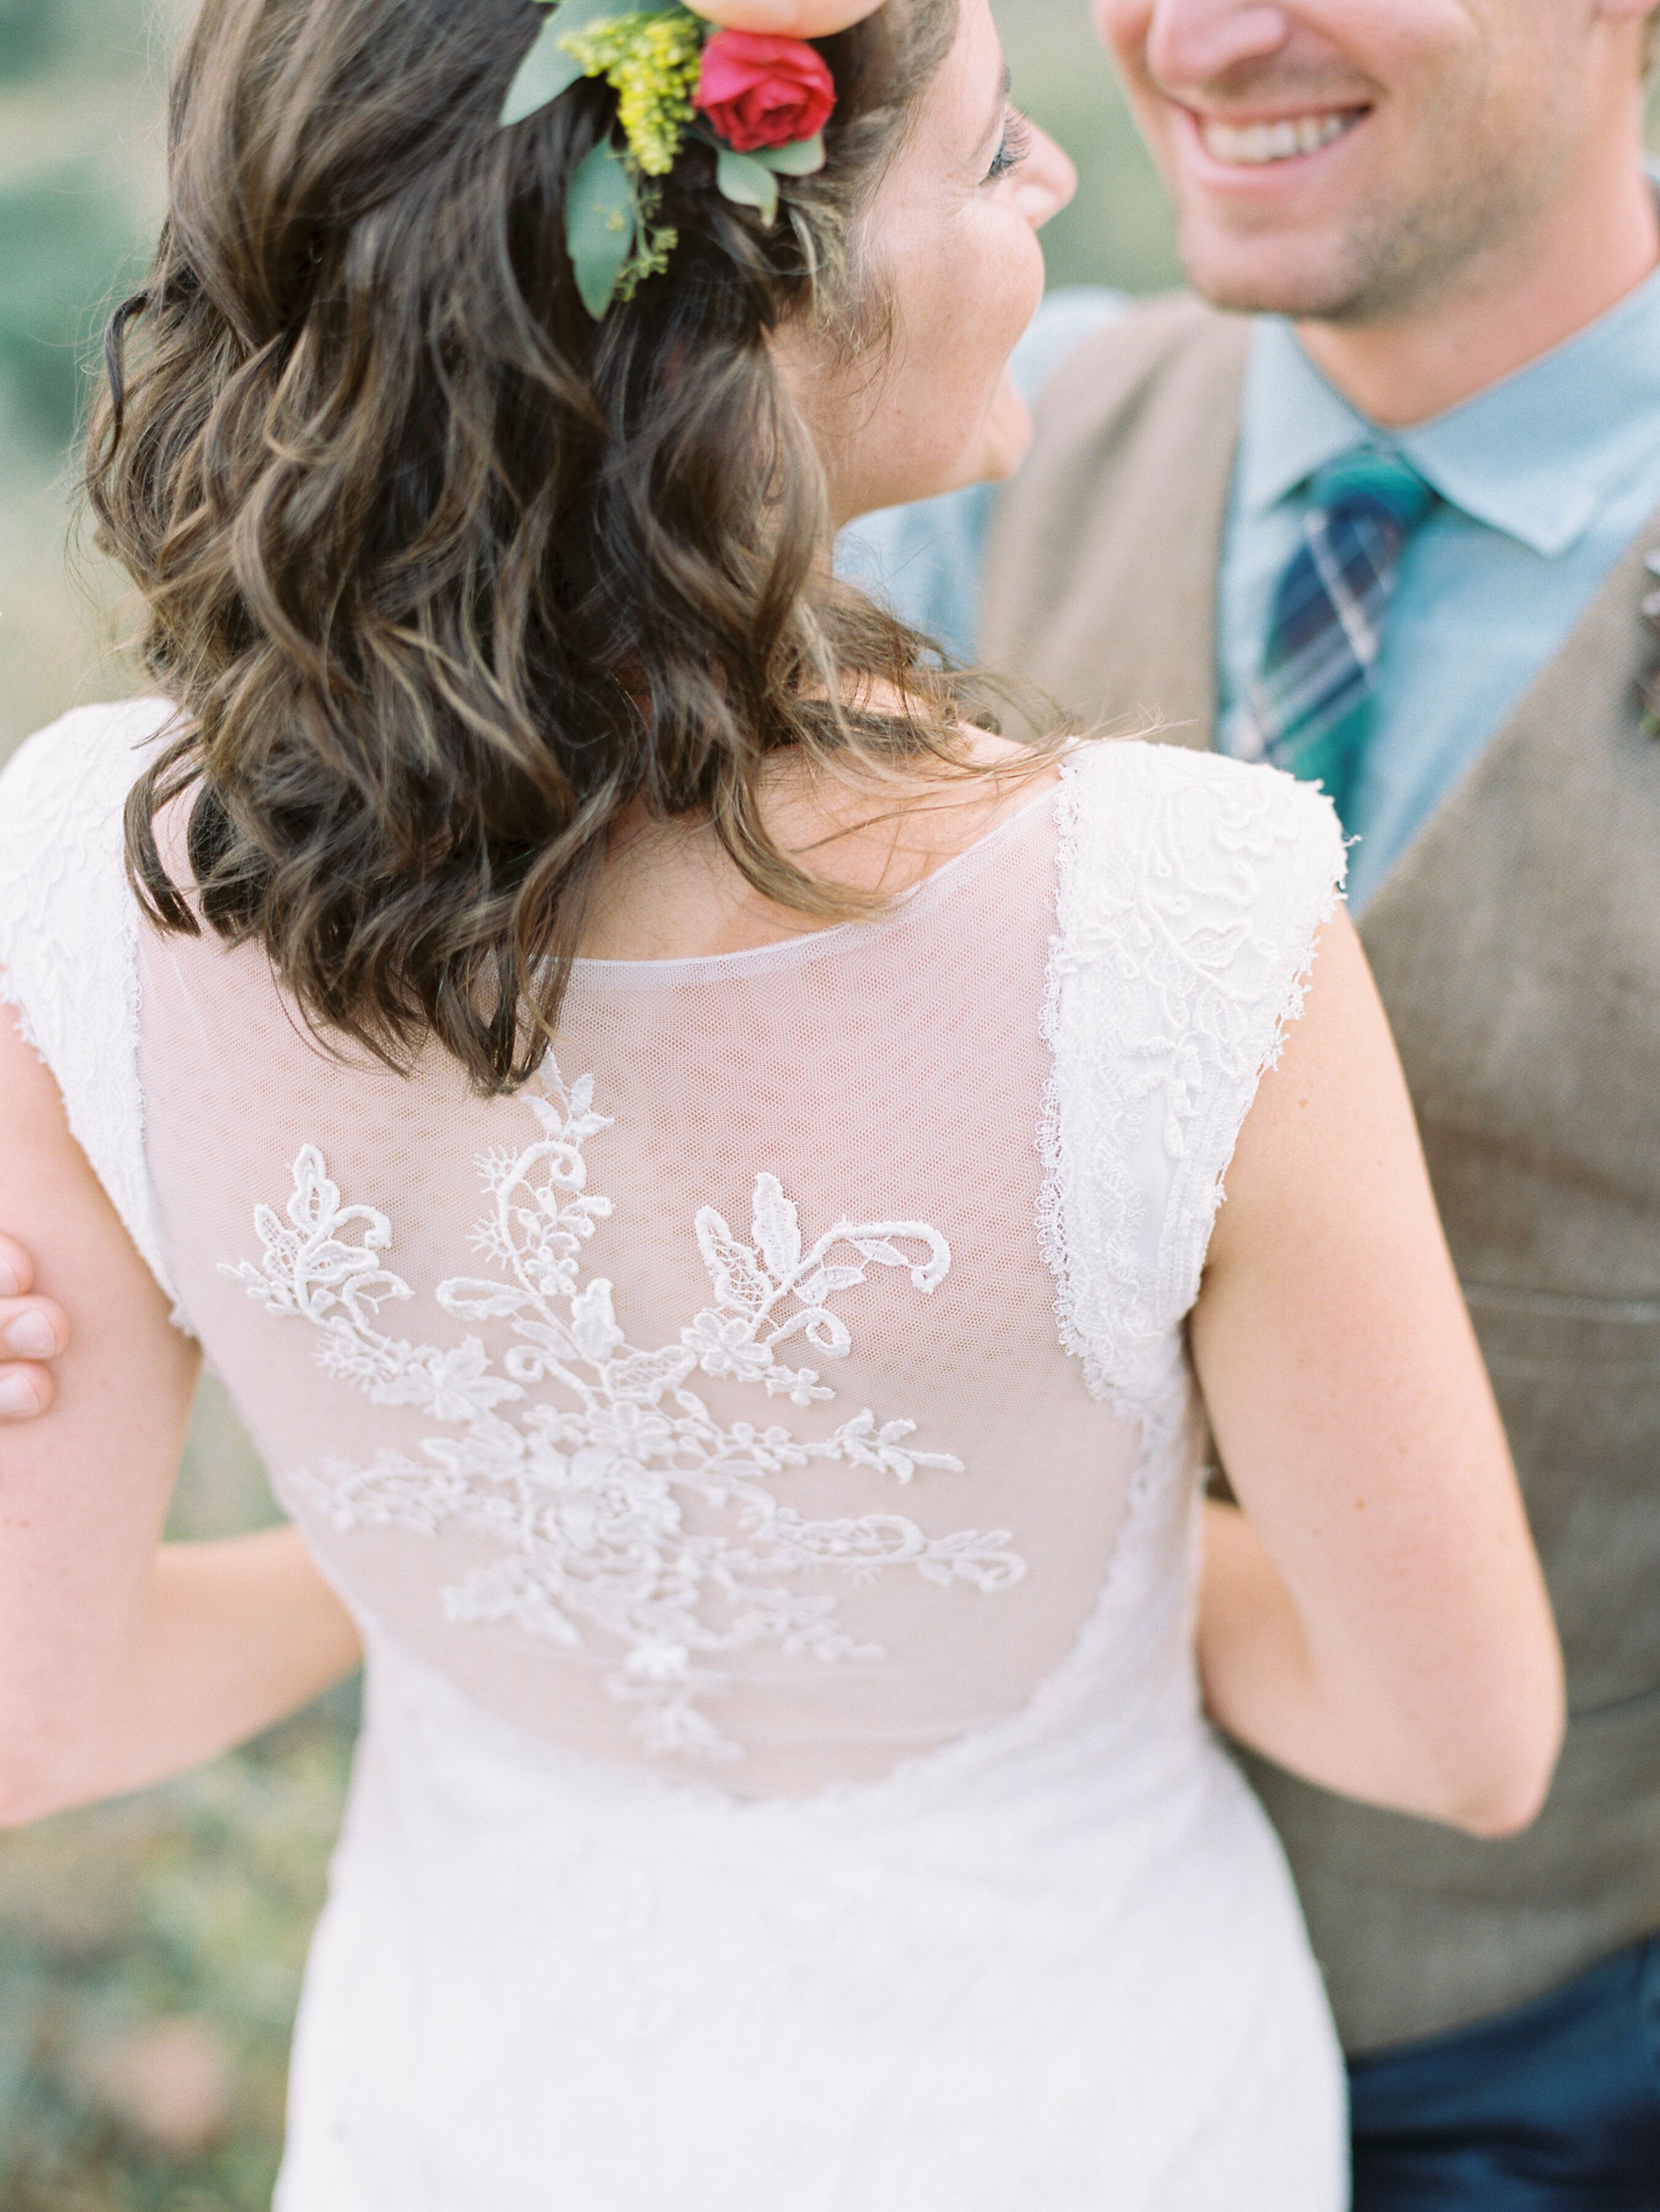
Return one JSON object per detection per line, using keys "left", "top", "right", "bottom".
{"left": 225, "top": 1066, "right": 1024, "bottom": 1761}
{"left": 1038, "top": 743, "right": 1345, "bottom": 1422}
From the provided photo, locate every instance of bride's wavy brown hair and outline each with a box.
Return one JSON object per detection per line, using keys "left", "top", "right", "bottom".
{"left": 91, "top": 0, "right": 995, "bottom": 1092}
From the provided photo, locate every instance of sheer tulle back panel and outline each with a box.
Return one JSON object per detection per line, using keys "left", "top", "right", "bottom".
{"left": 138, "top": 791, "right": 1146, "bottom": 1794}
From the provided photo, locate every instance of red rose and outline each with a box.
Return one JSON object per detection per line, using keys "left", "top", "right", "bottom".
{"left": 694, "top": 31, "right": 836, "bottom": 154}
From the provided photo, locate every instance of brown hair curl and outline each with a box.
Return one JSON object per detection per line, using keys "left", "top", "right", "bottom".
{"left": 90, "top": 0, "right": 986, "bottom": 1092}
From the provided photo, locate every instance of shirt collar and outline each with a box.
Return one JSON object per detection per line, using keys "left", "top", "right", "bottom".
{"left": 1237, "top": 249, "right": 1660, "bottom": 557}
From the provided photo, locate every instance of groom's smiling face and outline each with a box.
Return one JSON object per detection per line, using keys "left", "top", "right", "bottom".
{"left": 1092, "top": 0, "right": 1653, "bottom": 324}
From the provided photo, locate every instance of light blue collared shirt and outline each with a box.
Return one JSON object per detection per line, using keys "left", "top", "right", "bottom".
{"left": 1221, "top": 275, "right": 1660, "bottom": 905}
{"left": 842, "top": 267, "right": 1660, "bottom": 911}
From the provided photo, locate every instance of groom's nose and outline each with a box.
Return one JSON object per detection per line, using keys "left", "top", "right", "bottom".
{"left": 1138, "top": 0, "right": 1295, "bottom": 92}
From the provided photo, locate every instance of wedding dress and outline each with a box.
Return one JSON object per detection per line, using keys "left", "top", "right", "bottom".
{"left": 0, "top": 698, "right": 1349, "bottom": 2211}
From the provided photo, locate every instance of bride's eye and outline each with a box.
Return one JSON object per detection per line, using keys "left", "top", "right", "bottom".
{"left": 985, "top": 108, "right": 1033, "bottom": 184}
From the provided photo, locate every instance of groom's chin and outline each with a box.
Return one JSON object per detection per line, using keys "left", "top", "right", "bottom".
{"left": 1174, "top": 222, "right": 1388, "bottom": 326}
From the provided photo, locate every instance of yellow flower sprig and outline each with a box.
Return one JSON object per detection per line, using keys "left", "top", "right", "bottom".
{"left": 557, "top": 12, "right": 704, "bottom": 177}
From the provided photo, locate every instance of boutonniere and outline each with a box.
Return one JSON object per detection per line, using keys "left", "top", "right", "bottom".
{"left": 1641, "top": 548, "right": 1660, "bottom": 738}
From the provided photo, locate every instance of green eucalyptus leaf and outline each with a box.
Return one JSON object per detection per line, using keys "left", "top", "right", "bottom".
{"left": 715, "top": 147, "right": 779, "bottom": 226}
{"left": 555, "top": 0, "right": 684, "bottom": 25}
{"left": 750, "top": 133, "right": 825, "bottom": 177}
{"left": 500, "top": 14, "right": 587, "bottom": 127}
{"left": 565, "top": 137, "right": 638, "bottom": 319}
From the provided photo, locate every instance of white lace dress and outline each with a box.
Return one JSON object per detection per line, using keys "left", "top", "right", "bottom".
{"left": 0, "top": 700, "right": 1349, "bottom": 2212}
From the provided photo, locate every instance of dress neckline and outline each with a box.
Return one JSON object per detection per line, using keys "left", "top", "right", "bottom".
{"left": 566, "top": 779, "right": 1060, "bottom": 992}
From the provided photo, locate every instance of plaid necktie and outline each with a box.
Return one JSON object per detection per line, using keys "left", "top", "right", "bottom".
{"left": 1239, "top": 448, "right": 1438, "bottom": 825}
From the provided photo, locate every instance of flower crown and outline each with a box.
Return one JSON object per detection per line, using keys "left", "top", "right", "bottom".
{"left": 501, "top": 0, "right": 840, "bottom": 318}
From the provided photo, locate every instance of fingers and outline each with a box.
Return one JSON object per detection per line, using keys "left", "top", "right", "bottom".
{"left": 0, "top": 1363, "right": 53, "bottom": 1421}
{"left": 687, "top": 0, "right": 887, "bottom": 36}
{"left": 1, "top": 1295, "right": 67, "bottom": 1362}
{"left": 0, "top": 1285, "right": 69, "bottom": 1421}
{"left": 0, "top": 1233, "right": 34, "bottom": 1300}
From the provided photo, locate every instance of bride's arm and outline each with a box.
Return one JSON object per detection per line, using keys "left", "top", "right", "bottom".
{"left": 0, "top": 1002, "right": 361, "bottom": 1827}
{"left": 1188, "top": 911, "right": 1563, "bottom": 1838}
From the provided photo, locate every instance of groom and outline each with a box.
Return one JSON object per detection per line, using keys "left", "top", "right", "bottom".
{"left": 850, "top": 0, "right": 1660, "bottom": 2201}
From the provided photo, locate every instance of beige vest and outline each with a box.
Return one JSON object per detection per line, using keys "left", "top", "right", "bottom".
{"left": 984, "top": 295, "right": 1660, "bottom": 2055}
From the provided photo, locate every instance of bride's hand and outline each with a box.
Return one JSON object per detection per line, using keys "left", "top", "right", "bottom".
{"left": 0, "top": 1233, "right": 68, "bottom": 1420}
{"left": 686, "top": 0, "right": 886, "bottom": 35}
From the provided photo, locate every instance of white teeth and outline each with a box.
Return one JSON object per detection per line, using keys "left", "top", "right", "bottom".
{"left": 1199, "top": 111, "right": 1357, "bottom": 166}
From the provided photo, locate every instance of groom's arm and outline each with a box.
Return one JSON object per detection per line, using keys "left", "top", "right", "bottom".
{"left": 836, "top": 286, "right": 1130, "bottom": 659}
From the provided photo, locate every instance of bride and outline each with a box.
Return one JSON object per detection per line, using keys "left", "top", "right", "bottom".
{"left": 0, "top": 0, "right": 1561, "bottom": 2203}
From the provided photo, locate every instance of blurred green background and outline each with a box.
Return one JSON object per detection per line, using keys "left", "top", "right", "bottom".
{"left": 0, "top": 3, "right": 1178, "bottom": 2202}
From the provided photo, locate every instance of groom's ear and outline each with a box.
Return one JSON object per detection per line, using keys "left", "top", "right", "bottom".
{"left": 0, "top": 1233, "right": 69, "bottom": 1419}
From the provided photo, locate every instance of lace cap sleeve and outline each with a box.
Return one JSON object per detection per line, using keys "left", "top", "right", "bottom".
{"left": 1041, "top": 741, "right": 1345, "bottom": 1416}
{"left": 0, "top": 699, "right": 187, "bottom": 1320}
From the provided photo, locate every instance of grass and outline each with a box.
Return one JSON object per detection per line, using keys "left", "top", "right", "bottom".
{"left": 0, "top": 1700, "right": 356, "bottom": 2212}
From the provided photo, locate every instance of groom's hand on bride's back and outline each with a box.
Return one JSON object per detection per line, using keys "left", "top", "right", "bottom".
{"left": 0, "top": 1234, "right": 69, "bottom": 1419}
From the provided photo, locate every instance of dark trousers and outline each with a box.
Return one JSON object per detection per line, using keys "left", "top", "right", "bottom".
{"left": 1348, "top": 1937, "right": 1660, "bottom": 2208}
